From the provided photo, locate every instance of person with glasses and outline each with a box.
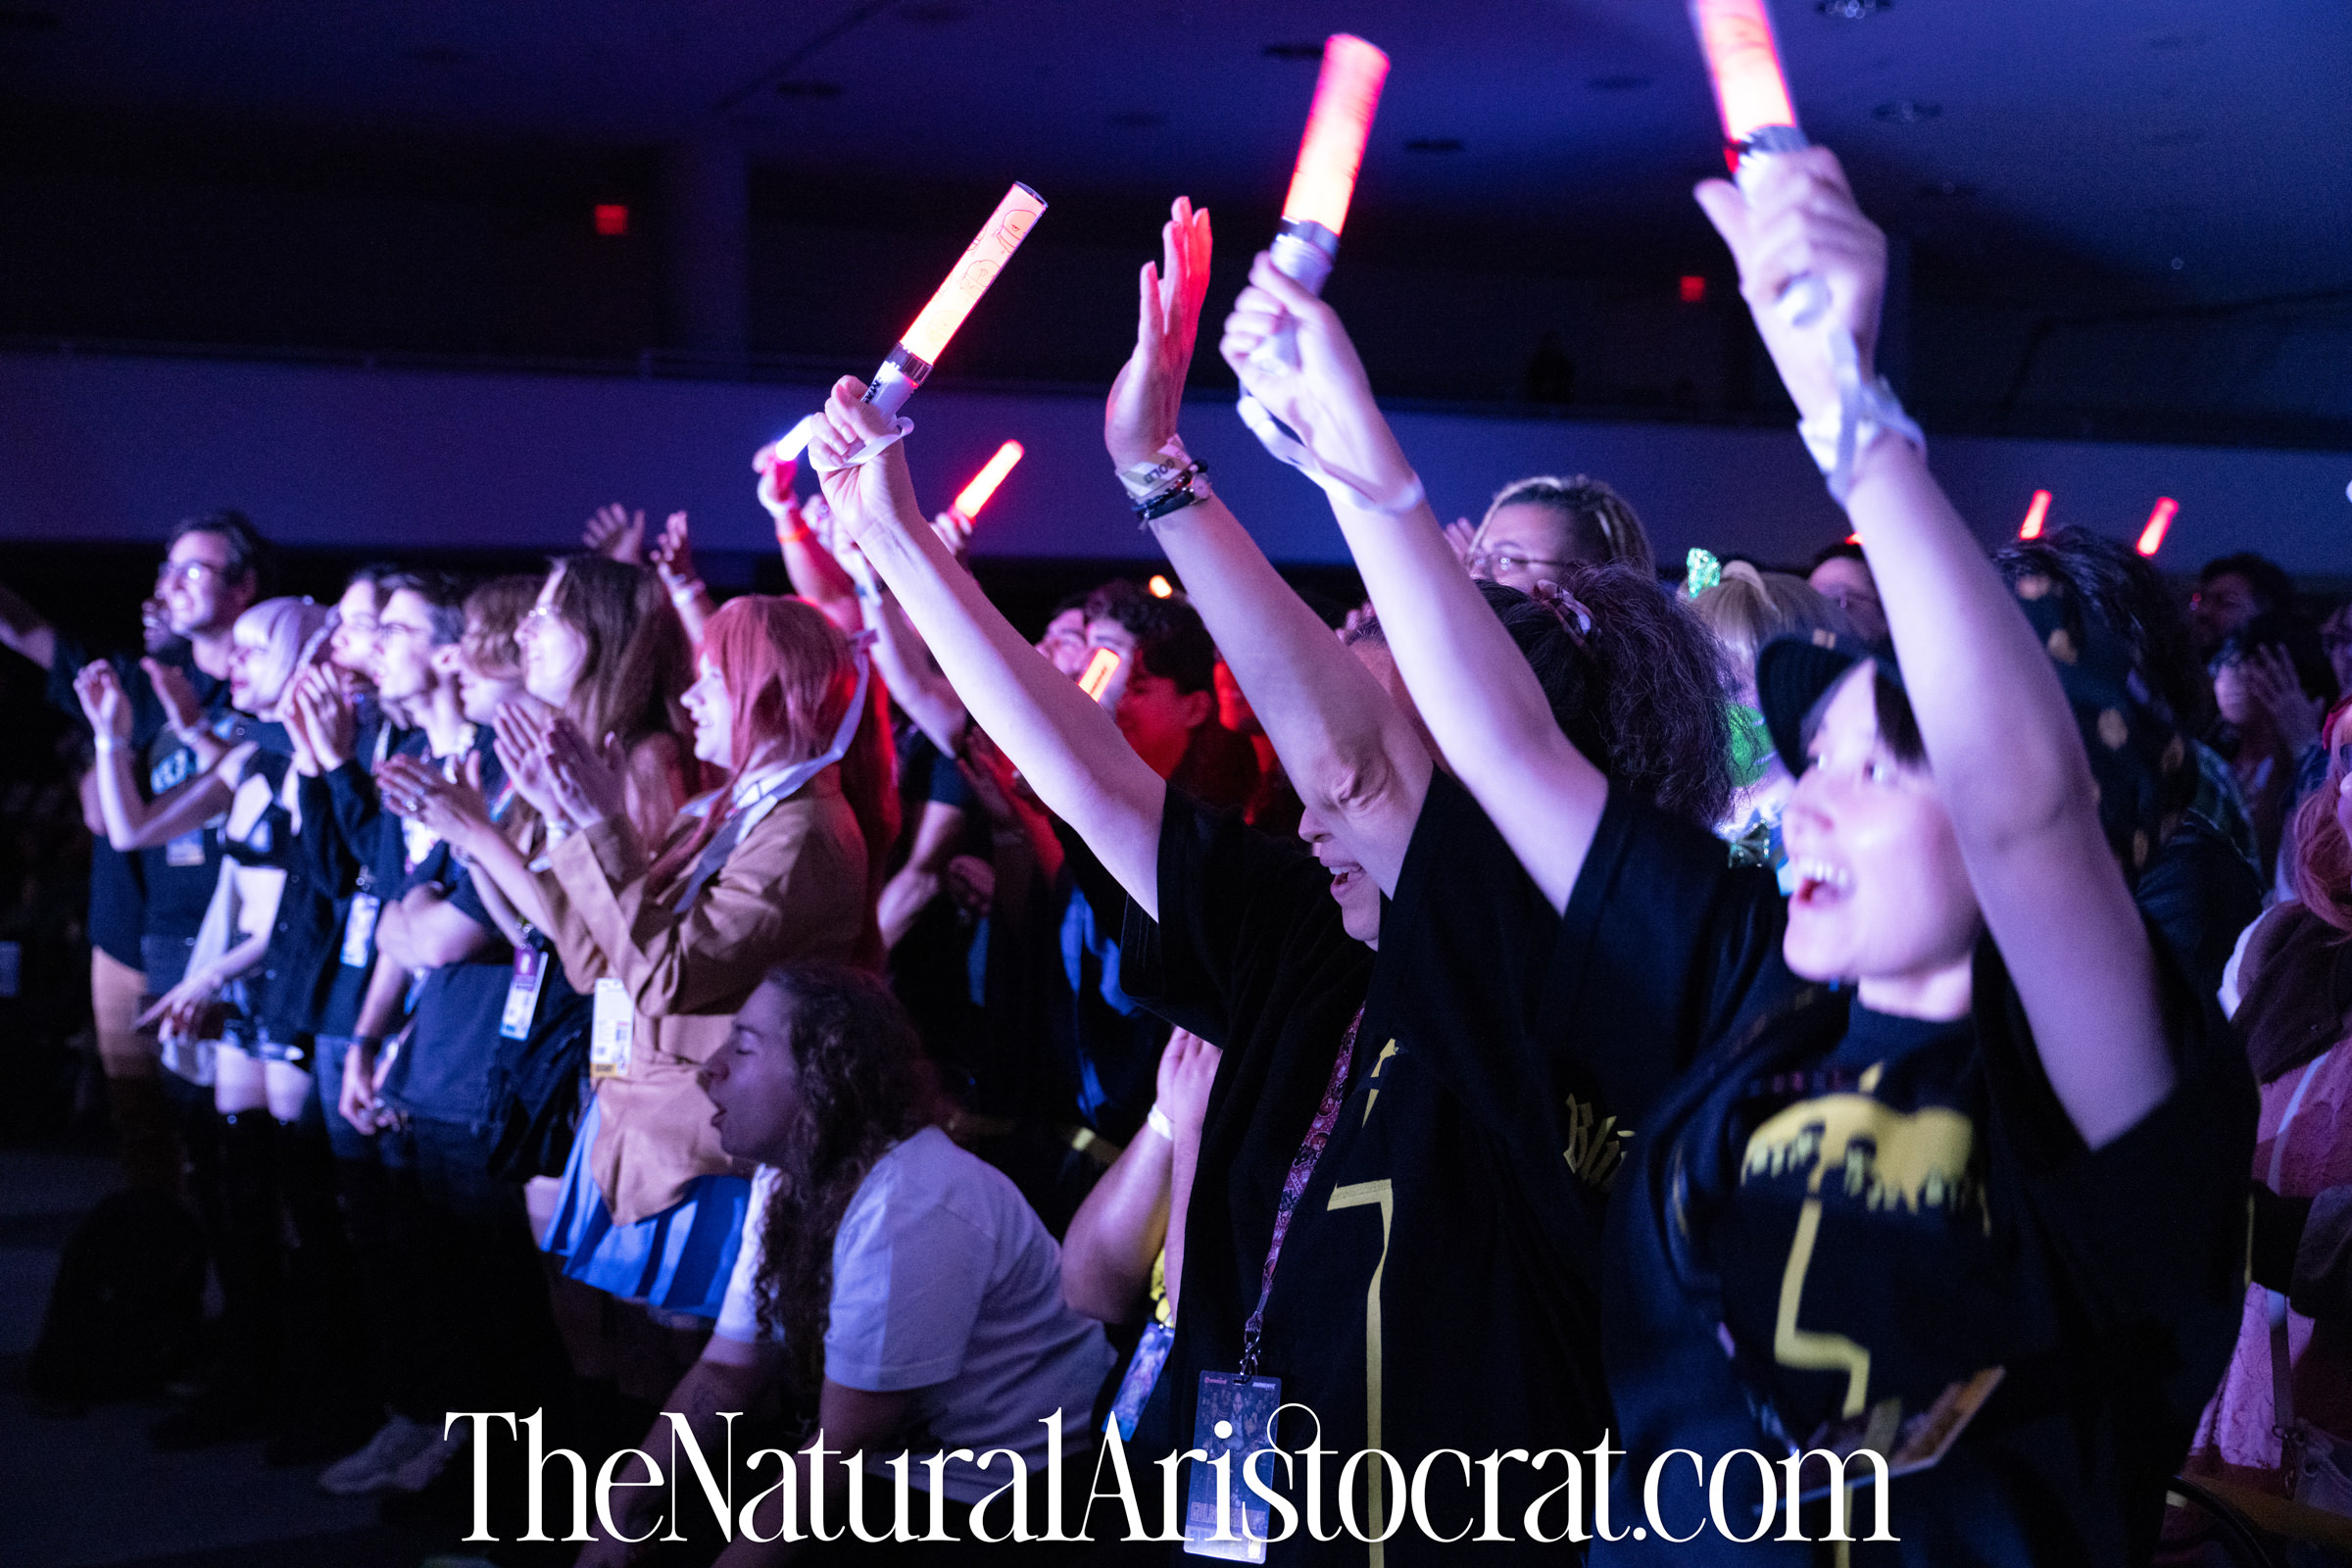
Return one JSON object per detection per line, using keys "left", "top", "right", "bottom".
{"left": 1237, "top": 140, "right": 2248, "bottom": 1562}
{"left": 1463, "top": 472, "right": 1657, "bottom": 592}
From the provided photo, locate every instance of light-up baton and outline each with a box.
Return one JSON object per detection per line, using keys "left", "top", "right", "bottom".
{"left": 1252, "top": 34, "right": 1389, "bottom": 370}
{"left": 950, "top": 440, "right": 1025, "bottom": 527}
{"left": 1690, "top": 0, "right": 1826, "bottom": 327}
{"left": 1077, "top": 648, "right": 1122, "bottom": 702}
{"left": 779, "top": 182, "right": 1047, "bottom": 466}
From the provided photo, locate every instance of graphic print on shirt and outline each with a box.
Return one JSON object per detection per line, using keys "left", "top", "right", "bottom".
{"left": 1739, "top": 1061, "right": 1981, "bottom": 1418}
{"left": 1563, "top": 1092, "right": 1632, "bottom": 1194}
{"left": 1328, "top": 1036, "right": 1400, "bottom": 1563}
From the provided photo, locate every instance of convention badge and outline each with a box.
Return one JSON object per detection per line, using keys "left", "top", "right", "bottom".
{"left": 589, "top": 976, "right": 634, "bottom": 1079}
{"left": 1108, "top": 1321, "right": 1176, "bottom": 1441}
{"left": 501, "top": 947, "right": 549, "bottom": 1041}
{"left": 1184, "top": 1371, "right": 1281, "bottom": 1561}
{"left": 401, "top": 815, "right": 440, "bottom": 872}
{"left": 339, "top": 893, "right": 381, "bottom": 968}
{"left": 166, "top": 829, "right": 208, "bottom": 867}
{"left": 1790, "top": 1366, "right": 2005, "bottom": 1504}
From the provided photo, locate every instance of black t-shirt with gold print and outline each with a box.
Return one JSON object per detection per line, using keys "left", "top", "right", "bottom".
{"left": 1118, "top": 777, "right": 1617, "bottom": 1561}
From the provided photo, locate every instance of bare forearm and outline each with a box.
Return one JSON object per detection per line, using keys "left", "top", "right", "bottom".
{"left": 355, "top": 952, "right": 412, "bottom": 1039}
{"left": 857, "top": 497, "right": 1164, "bottom": 920}
{"left": 0, "top": 580, "right": 56, "bottom": 669}
{"left": 779, "top": 533, "right": 861, "bottom": 633}
{"left": 1062, "top": 1135, "right": 1173, "bottom": 1323}
{"left": 1148, "top": 493, "right": 1429, "bottom": 888}
{"left": 862, "top": 590, "right": 968, "bottom": 756}
{"left": 1329, "top": 491, "right": 1604, "bottom": 910}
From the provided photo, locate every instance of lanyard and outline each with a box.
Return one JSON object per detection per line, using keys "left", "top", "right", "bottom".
{"left": 1240, "top": 1004, "right": 1365, "bottom": 1377}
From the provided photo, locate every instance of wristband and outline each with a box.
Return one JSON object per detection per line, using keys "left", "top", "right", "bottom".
{"left": 669, "top": 580, "right": 706, "bottom": 608}
{"left": 775, "top": 522, "right": 812, "bottom": 547}
{"left": 1137, "top": 466, "right": 1213, "bottom": 525}
{"left": 1146, "top": 1103, "right": 1176, "bottom": 1142}
{"left": 95, "top": 734, "right": 123, "bottom": 755}
{"left": 1116, "top": 436, "right": 1198, "bottom": 502}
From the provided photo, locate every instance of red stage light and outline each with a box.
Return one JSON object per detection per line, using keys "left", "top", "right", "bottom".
{"left": 2136, "top": 497, "right": 2178, "bottom": 557}
{"left": 1680, "top": 274, "right": 1707, "bottom": 304}
{"left": 593, "top": 204, "right": 629, "bottom": 237}
{"left": 2018, "top": 489, "right": 2052, "bottom": 540}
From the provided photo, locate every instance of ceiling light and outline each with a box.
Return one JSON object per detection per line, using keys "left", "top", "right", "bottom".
{"left": 1873, "top": 100, "right": 1940, "bottom": 123}
{"left": 1816, "top": 0, "right": 1890, "bottom": 18}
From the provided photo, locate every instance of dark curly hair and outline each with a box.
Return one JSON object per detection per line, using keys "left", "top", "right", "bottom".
{"left": 1348, "top": 569, "right": 1733, "bottom": 828}
{"left": 750, "top": 963, "right": 938, "bottom": 1392}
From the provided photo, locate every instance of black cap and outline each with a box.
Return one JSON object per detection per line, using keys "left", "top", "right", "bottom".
{"left": 1755, "top": 629, "right": 1900, "bottom": 780}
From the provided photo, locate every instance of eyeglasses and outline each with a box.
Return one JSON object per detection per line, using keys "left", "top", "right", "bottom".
{"left": 156, "top": 560, "right": 221, "bottom": 587}
{"left": 1468, "top": 547, "right": 1577, "bottom": 578}
{"left": 377, "top": 619, "right": 432, "bottom": 643}
{"left": 518, "top": 604, "right": 562, "bottom": 638}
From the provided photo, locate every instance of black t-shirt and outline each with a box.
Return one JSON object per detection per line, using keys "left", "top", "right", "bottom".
{"left": 1121, "top": 781, "right": 1617, "bottom": 1559}
{"left": 1576, "top": 786, "right": 2253, "bottom": 1565}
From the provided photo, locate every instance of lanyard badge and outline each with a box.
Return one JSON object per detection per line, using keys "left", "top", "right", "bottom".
{"left": 339, "top": 893, "right": 381, "bottom": 968}
{"left": 501, "top": 947, "right": 549, "bottom": 1040}
{"left": 1184, "top": 1372, "right": 1281, "bottom": 1560}
{"left": 589, "top": 976, "right": 633, "bottom": 1079}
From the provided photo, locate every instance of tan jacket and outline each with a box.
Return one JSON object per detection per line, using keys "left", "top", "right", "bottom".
{"left": 542, "top": 768, "right": 868, "bottom": 1226}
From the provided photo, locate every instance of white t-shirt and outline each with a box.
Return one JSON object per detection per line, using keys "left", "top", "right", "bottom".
{"left": 715, "top": 1125, "right": 1114, "bottom": 1503}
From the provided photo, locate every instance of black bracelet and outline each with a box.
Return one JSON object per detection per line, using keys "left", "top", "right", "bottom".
{"left": 1138, "top": 485, "right": 1207, "bottom": 524}
{"left": 1130, "top": 459, "right": 1207, "bottom": 517}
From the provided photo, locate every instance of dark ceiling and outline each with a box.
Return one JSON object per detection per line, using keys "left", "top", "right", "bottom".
{"left": 5, "top": 0, "right": 2349, "bottom": 440}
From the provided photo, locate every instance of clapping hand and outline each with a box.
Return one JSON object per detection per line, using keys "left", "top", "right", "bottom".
{"left": 542, "top": 717, "right": 629, "bottom": 830}
{"left": 74, "top": 662, "right": 132, "bottom": 742}
{"left": 378, "top": 749, "right": 492, "bottom": 849}
{"left": 491, "top": 699, "right": 568, "bottom": 826}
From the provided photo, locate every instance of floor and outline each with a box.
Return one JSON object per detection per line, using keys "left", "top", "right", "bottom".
{"left": 0, "top": 1145, "right": 454, "bottom": 1568}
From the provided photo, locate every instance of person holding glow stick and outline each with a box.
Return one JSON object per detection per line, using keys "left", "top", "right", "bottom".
{"left": 804, "top": 196, "right": 1732, "bottom": 1556}
{"left": 1218, "top": 142, "right": 2249, "bottom": 1560}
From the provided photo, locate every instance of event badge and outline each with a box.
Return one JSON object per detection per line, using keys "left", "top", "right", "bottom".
{"left": 501, "top": 948, "right": 548, "bottom": 1041}
{"left": 1107, "top": 1321, "right": 1175, "bottom": 1441}
{"left": 589, "top": 977, "right": 633, "bottom": 1079}
{"left": 166, "top": 829, "right": 207, "bottom": 867}
{"left": 1786, "top": 1367, "right": 2006, "bottom": 1509}
{"left": 340, "top": 893, "right": 381, "bottom": 968}
{"left": 1184, "top": 1371, "right": 1281, "bottom": 1561}
{"left": 402, "top": 816, "right": 440, "bottom": 872}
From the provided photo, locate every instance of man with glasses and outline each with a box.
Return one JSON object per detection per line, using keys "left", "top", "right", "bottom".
{"left": 0, "top": 511, "right": 269, "bottom": 1203}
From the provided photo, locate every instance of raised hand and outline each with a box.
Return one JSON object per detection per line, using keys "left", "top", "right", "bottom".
{"left": 1105, "top": 195, "right": 1213, "bottom": 469}
{"left": 492, "top": 698, "right": 566, "bottom": 825}
{"left": 143, "top": 658, "right": 207, "bottom": 740}
{"left": 584, "top": 503, "right": 648, "bottom": 565}
{"left": 754, "top": 445, "right": 801, "bottom": 526}
{"left": 1444, "top": 517, "right": 1478, "bottom": 569}
{"left": 291, "top": 666, "right": 357, "bottom": 770}
{"left": 2242, "top": 643, "right": 2325, "bottom": 756}
{"left": 806, "top": 377, "right": 926, "bottom": 551}
{"left": 930, "top": 509, "right": 975, "bottom": 568}
{"left": 647, "top": 511, "right": 698, "bottom": 593}
{"left": 74, "top": 662, "right": 132, "bottom": 741}
{"left": 1154, "top": 1027, "right": 1222, "bottom": 1136}
{"left": 1692, "top": 147, "right": 1886, "bottom": 424}
{"left": 378, "top": 751, "right": 493, "bottom": 849}
{"left": 542, "top": 718, "right": 629, "bottom": 829}
{"left": 1218, "top": 253, "right": 1419, "bottom": 509}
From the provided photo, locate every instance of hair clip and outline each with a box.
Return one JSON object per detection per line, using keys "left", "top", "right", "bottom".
{"left": 1532, "top": 580, "right": 1594, "bottom": 646}
{"left": 1686, "top": 548, "right": 1722, "bottom": 599}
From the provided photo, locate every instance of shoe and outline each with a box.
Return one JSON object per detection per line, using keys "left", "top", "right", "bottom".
{"left": 318, "top": 1413, "right": 435, "bottom": 1494}
{"left": 383, "top": 1425, "right": 468, "bottom": 1494}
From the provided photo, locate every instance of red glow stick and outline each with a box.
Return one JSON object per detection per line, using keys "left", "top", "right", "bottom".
{"left": 1259, "top": 34, "right": 1389, "bottom": 365}
{"left": 2018, "top": 489, "right": 2052, "bottom": 540}
{"left": 951, "top": 440, "right": 1025, "bottom": 523}
{"left": 1078, "top": 648, "right": 1122, "bottom": 701}
{"left": 2135, "top": 497, "right": 2178, "bottom": 557}
{"left": 1690, "top": 0, "right": 1799, "bottom": 160}
{"left": 862, "top": 183, "right": 1048, "bottom": 418}
{"left": 1688, "top": 0, "right": 1825, "bottom": 325}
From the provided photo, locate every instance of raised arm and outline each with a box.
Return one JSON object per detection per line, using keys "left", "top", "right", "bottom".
{"left": 854, "top": 567, "right": 970, "bottom": 758}
{"left": 0, "top": 578, "right": 58, "bottom": 670}
{"left": 74, "top": 661, "right": 239, "bottom": 849}
{"left": 758, "top": 453, "right": 862, "bottom": 634}
{"left": 805, "top": 389, "right": 1168, "bottom": 921}
{"left": 1115, "top": 198, "right": 1431, "bottom": 892}
{"left": 1697, "top": 148, "right": 2168, "bottom": 1146}
{"left": 1220, "top": 257, "right": 1607, "bottom": 911}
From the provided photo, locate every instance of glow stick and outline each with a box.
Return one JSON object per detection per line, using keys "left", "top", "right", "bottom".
{"left": 2018, "top": 489, "right": 2052, "bottom": 540}
{"left": 863, "top": 183, "right": 1049, "bottom": 418}
{"left": 1078, "top": 648, "right": 1122, "bottom": 701}
{"left": 951, "top": 440, "right": 1025, "bottom": 523}
{"left": 2135, "top": 497, "right": 2178, "bottom": 558}
{"left": 1688, "top": 0, "right": 1826, "bottom": 325}
{"left": 1253, "top": 35, "right": 1389, "bottom": 371}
